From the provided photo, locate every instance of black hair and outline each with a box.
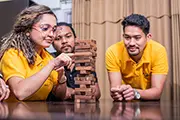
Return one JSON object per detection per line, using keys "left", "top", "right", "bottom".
{"left": 57, "top": 22, "right": 76, "bottom": 38}
{"left": 121, "top": 14, "right": 150, "bottom": 35}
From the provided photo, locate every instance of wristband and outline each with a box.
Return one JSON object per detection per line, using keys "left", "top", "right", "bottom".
{"left": 58, "top": 75, "right": 67, "bottom": 84}
{"left": 0, "top": 74, "right": 3, "bottom": 79}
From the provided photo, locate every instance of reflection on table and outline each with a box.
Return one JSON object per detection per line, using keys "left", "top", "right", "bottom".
{"left": 0, "top": 99, "right": 179, "bottom": 120}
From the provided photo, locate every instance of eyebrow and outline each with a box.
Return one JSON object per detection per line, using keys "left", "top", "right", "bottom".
{"left": 124, "top": 34, "right": 141, "bottom": 37}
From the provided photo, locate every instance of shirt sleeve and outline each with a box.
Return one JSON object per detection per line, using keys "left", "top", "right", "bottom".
{"left": 152, "top": 47, "right": 169, "bottom": 74}
{"left": 0, "top": 49, "right": 26, "bottom": 82}
{"left": 105, "top": 47, "right": 121, "bottom": 72}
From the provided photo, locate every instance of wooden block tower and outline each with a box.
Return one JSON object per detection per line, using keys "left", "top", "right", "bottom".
{"left": 74, "top": 39, "right": 97, "bottom": 103}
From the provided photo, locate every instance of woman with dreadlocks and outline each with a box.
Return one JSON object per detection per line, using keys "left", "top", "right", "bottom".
{"left": 0, "top": 5, "right": 72, "bottom": 101}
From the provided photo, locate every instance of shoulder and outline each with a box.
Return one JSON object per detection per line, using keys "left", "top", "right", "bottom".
{"left": 106, "top": 41, "right": 124, "bottom": 55}
{"left": 2, "top": 48, "right": 24, "bottom": 60}
{"left": 147, "top": 40, "right": 166, "bottom": 50}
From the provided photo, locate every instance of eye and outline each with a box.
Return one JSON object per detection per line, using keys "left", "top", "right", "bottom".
{"left": 134, "top": 36, "right": 141, "bottom": 40}
{"left": 124, "top": 36, "right": 131, "bottom": 40}
{"left": 66, "top": 34, "right": 72, "bottom": 38}
{"left": 40, "top": 24, "right": 49, "bottom": 31}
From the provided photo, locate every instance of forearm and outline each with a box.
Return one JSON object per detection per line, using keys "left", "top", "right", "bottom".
{"left": 138, "top": 75, "right": 167, "bottom": 100}
{"left": 10, "top": 61, "right": 55, "bottom": 100}
{"left": 108, "top": 72, "right": 122, "bottom": 88}
{"left": 138, "top": 87, "right": 163, "bottom": 100}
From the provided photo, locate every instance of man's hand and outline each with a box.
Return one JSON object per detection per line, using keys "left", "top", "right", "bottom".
{"left": 120, "top": 85, "right": 135, "bottom": 101}
{"left": 65, "top": 87, "right": 75, "bottom": 100}
{"left": 0, "top": 78, "right": 10, "bottom": 101}
{"left": 110, "top": 87, "right": 123, "bottom": 101}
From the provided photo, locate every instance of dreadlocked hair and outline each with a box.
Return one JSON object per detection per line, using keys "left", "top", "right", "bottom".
{"left": 0, "top": 5, "right": 56, "bottom": 65}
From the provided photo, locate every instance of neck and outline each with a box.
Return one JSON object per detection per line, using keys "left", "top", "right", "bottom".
{"left": 35, "top": 46, "right": 43, "bottom": 55}
{"left": 130, "top": 52, "right": 143, "bottom": 63}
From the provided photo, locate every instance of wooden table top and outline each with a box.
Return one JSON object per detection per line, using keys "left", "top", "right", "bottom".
{"left": 0, "top": 99, "right": 179, "bottom": 120}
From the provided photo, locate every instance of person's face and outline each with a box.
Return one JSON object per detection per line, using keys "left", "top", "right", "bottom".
{"left": 30, "top": 14, "right": 57, "bottom": 49}
{"left": 53, "top": 25, "right": 75, "bottom": 53}
{"left": 123, "top": 26, "right": 151, "bottom": 57}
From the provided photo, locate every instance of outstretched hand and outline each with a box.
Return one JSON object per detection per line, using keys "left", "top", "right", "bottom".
{"left": 52, "top": 53, "right": 74, "bottom": 71}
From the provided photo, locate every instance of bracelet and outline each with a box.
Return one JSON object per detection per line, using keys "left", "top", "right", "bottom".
{"left": 0, "top": 73, "right": 3, "bottom": 79}
{"left": 58, "top": 75, "right": 67, "bottom": 84}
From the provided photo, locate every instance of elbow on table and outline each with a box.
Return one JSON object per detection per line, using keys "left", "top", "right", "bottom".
{"left": 14, "top": 90, "right": 28, "bottom": 101}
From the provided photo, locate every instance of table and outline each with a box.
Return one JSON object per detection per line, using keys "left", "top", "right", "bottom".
{"left": 0, "top": 99, "right": 179, "bottom": 120}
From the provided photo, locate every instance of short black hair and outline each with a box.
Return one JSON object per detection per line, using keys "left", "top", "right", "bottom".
{"left": 121, "top": 14, "right": 150, "bottom": 35}
{"left": 57, "top": 22, "right": 76, "bottom": 38}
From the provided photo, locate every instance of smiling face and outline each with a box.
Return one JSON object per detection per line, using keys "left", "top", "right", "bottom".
{"left": 53, "top": 25, "right": 75, "bottom": 53}
{"left": 30, "top": 14, "right": 57, "bottom": 50}
{"left": 123, "top": 26, "right": 151, "bottom": 58}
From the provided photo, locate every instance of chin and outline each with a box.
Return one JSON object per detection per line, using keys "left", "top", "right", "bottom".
{"left": 43, "top": 44, "right": 51, "bottom": 48}
{"left": 62, "top": 49, "right": 72, "bottom": 53}
{"left": 128, "top": 51, "right": 139, "bottom": 56}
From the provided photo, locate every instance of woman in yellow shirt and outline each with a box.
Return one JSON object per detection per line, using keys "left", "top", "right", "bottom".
{"left": 0, "top": 5, "right": 72, "bottom": 101}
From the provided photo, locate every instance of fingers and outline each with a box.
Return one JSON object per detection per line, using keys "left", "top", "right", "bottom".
{"left": 110, "top": 87, "right": 123, "bottom": 101}
{"left": 55, "top": 66, "right": 64, "bottom": 72}
{"left": 121, "top": 85, "right": 134, "bottom": 101}
{"left": 54, "top": 53, "right": 73, "bottom": 70}
{"left": 0, "top": 79, "right": 10, "bottom": 101}
{"left": 4, "top": 88, "right": 10, "bottom": 100}
{"left": 66, "top": 53, "right": 75, "bottom": 58}
{"left": 111, "top": 85, "right": 134, "bottom": 101}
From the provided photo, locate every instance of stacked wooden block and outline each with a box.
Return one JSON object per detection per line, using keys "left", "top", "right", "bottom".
{"left": 74, "top": 39, "right": 97, "bottom": 103}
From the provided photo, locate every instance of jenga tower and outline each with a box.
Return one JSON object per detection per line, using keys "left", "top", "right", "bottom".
{"left": 74, "top": 39, "right": 97, "bottom": 103}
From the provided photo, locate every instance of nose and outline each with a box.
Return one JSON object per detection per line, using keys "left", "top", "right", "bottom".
{"left": 48, "top": 30, "right": 55, "bottom": 38}
{"left": 129, "top": 38, "right": 136, "bottom": 45}
{"left": 61, "top": 37, "right": 67, "bottom": 43}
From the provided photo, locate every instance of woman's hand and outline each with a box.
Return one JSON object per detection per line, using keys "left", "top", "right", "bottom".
{"left": 0, "top": 78, "right": 10, "bottom": 101}
{"left": 51, "top": 53, "right": 74, "bottom": 71}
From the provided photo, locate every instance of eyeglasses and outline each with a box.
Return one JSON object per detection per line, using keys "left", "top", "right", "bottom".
{"left": 32, "top": 24, "right": 57, "bottom": 34}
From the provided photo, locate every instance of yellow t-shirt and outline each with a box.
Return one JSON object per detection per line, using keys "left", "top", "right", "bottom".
{"left": 0, "top": 48, "right": 58, "bottom": 101}
{"left": 106, "top": 40, "right": 169, "bottom": 90}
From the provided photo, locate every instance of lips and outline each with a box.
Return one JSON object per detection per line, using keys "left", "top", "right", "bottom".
{"left": 128, "top": 47, "right": 138, "bottom": 52}
{"left": 62, "top": 45, "right": 71, "bottom": 49}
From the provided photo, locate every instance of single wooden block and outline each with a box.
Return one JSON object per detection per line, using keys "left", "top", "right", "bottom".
{"left": 74, "top": 76, "right": 95, "bottom": 81}
{"left": 75, "top": 66, "right": 95, "bottom": 71}
{"left": 75, "top": 80, "right": 95, "bottom": 85}
{"left": 75, "top": 47, "right": 97, "bottom": 52}
{"left": 75, "top": 95, "right": 92, "bottom": 100}
{"left": 75, "top": 59, "right": 95, "bottom": 64}
{"left": 75, "top": 88, "right": 92, "bottom": 92}
{"left": 75, "top": 80, "right": 91, "bottom": 85}
{"left": 75, "top": 63, "right": 95, "bottom": 67}
{"left": 75, "top": 40, "right": 96, "bottom": 48}
{"left": 74, "top": 52, "right": 93, "bottom": 57}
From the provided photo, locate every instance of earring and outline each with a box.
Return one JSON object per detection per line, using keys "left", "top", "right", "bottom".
{"left": 26, "top": 32, "right": 30, "bottom": 37}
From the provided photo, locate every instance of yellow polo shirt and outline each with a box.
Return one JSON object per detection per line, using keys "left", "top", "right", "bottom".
{"left": 106, "top": 40, "right": 168, "bottom": 90}
{"left": 0, "top": 48, "right": 58, "bottom": 101}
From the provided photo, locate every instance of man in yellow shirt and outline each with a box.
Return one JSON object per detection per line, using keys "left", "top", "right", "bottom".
{"left": 106, "top": 14, "right": 168, "bottom": 101}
